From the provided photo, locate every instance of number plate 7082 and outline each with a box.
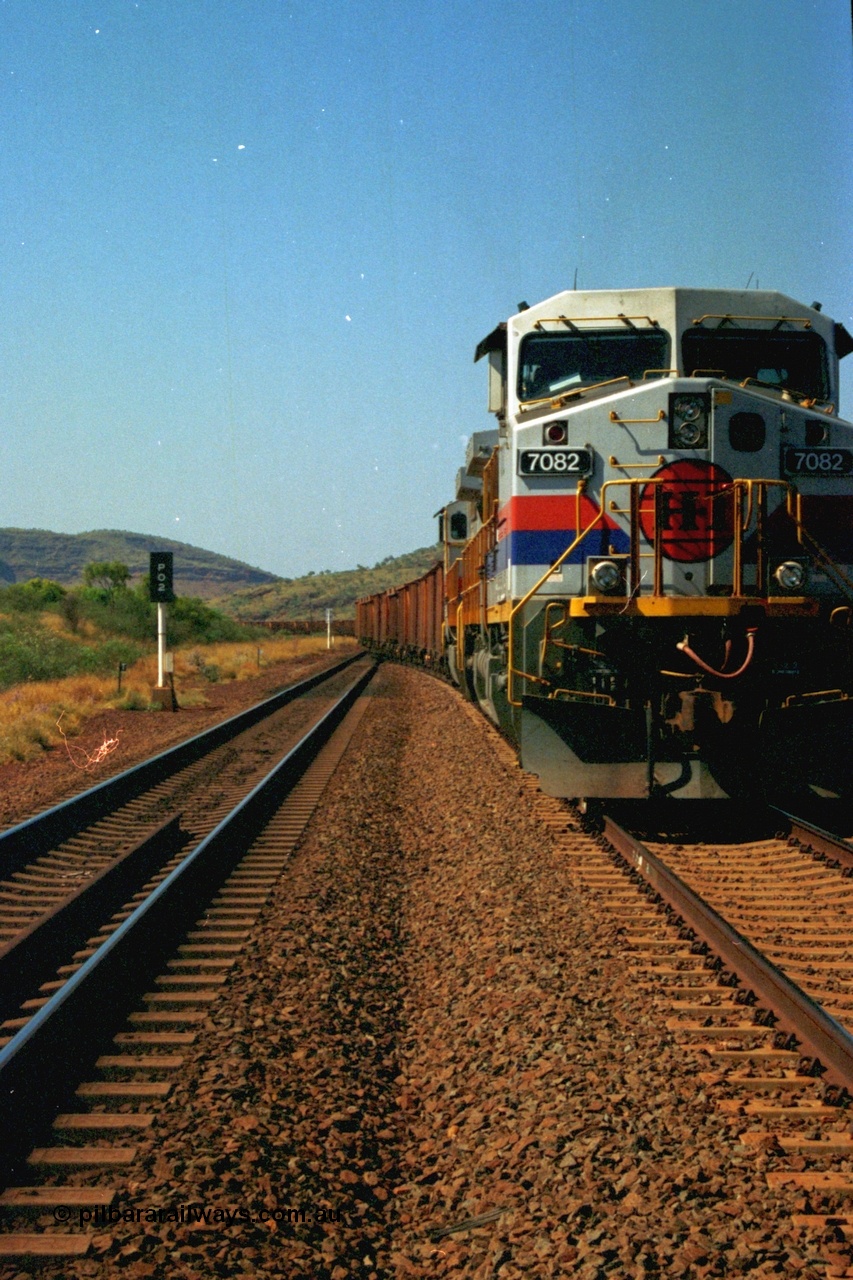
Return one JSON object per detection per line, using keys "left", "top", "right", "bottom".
{"left": 518, "top": 448, "right": 593, "bottom": 477}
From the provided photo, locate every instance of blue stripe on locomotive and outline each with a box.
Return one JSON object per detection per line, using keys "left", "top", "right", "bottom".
{"left": 492, "top": 527, "right": 630, "bottom": 573}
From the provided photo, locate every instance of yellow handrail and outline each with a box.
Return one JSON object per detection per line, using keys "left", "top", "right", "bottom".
{"left": 507, "top": 475, "right": 660, "bottom": 704}
{"left": 783, "top": 688, "right": 848, "bottom": 709}
{"left": 507, "top": 498, "right": 606, "bottom": 706}
{"left": 609, "top": 409, "right": 666, "bottom": 425}
{"left": 518, "top": 375, "right": 634, "bottom": 411}
{"left": 691, "top": 314, "right": 813, "bottom": 328}
{"left": 533, "top": 313, "right": 661, "bottom": 330}
{"left": 609, "top": 455, "right": 665, "bottom": 470}
{"left": 549, "top": 687, "right": 616, "bottom": 705}
{"left": 461, "top": 462, "right": 853, "bottom": 707}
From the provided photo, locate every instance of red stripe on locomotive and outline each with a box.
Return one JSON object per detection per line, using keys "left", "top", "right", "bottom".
{"left": 496, "top": 493, "right": 619, "bottom": 537}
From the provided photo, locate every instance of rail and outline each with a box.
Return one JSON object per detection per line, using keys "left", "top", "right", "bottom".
{"left": 0, "top": 652, "right": 364, "bottom": 878}
{"left": 0, "top": 815, "right": 188, "bottom": 1027}
{"left": 0, "top": 662, "right": 376, "bottom": 1181}
{"left": 603, "top": 815, "right": 853, "bottom": 1094}
{"left": 772, "top": 807, "right": 853, "bottom": 874}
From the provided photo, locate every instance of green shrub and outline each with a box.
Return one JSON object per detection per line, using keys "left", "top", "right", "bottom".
{"left": 115, "top": 689, "right": 149, "bottom": 711}
{"left": 60, "top": 593, "right": 81, "bottom": 632}
{"left": 0, "top": 615, "right": 144, "bottom": 690}
{"left": 76, "top": 587, "right": 153, "bottom": 641}
{"left": 167, "top": 596, "right": 260, "bottom": 646}
{"left": 0, "top": 579, "right": 67, "bottom": 612}
{"left": 82, "top": 561, "right": 131, "bottom": 593}
{"left": 70, "top": 585, "right": 258, "bottom": 647}
{"left": 0, "top": 582, "right": 261, "bottom": 690}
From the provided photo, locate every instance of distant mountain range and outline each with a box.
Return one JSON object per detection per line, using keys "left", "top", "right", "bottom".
{"left": 0, "top": 528, "right": 281, "bottom": 599}
{"left": 0, "top": 528, "right": 442, "bottom": 618}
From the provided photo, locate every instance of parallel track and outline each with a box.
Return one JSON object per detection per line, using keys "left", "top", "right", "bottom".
{"left": 621, "top": 813, "right": 853, "bottom": 1062}
{"left": 0, "top": 651, "right": 364, "bottom": 884}
{"left": 0, "top": 661, "right": 377, "bottom": 1257}
{"left": 0, "top": 654, "right": 368, "bottom": 1030}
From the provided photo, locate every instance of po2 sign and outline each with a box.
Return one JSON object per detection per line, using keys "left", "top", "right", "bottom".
{"left": 149, "top": 552, "right": 175, "bottom": 603}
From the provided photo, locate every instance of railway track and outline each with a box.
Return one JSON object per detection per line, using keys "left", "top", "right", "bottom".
{"left": 437, "top": 699, "right": 853, "bottom": 1268}
{"left": 0, "top": 659, "right": 377, "bottom": 1258}
{"left": 626, "top": 811, "right": 853, "bottom": 1051}
{"left": 0, "top": 654, "right": 368, "bottom": 1030}
{"left": 5, "top": 653, "right": 853, "bottom": 1272}
{"left": 539, "top": 801, "right": 853, "bottom": 1273}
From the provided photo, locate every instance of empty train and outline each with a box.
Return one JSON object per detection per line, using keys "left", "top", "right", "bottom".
{"left": 357, "top": 286, "right": 853, "bottom": 802}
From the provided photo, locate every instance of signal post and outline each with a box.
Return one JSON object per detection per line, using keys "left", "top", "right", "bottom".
{"left": 149, "top": 552, "right": 178, "bottom": 710}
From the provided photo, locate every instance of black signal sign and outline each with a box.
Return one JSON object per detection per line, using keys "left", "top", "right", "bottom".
{"left": 149, "top": 552, "right": 175, "bottom": 603}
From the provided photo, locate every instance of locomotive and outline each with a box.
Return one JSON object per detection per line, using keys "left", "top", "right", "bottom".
{"left": 357, "top": 286, "right": 853, "bottom": 802}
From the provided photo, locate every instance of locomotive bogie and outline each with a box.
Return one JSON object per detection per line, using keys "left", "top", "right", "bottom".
{"left": 358, "top": 286, "right": 853, "bottom": 801}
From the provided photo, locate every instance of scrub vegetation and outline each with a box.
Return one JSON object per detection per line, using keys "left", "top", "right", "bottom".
{"left": 0, "top": 572, "right": 258, "bottom": 689}
{"left": 0, "top": 565, "right": 355, "bottom": 764}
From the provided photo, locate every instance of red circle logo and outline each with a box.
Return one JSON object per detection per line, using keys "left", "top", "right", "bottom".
{"left": 639, "top": 460, "right": 734, "bottom": 563}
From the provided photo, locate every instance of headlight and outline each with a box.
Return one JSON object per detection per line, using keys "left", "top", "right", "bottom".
{"left": 774, "top": 560, "right": 807, "bottom": 592}
{"left": 669, "top": 393, "right": 710, "bottom": 449}
{"left": 673, "top": 418, "right": 705, "bottom": 447}
{"left": 679, "top": 397, "right": 703, "bottom": 422}
{"left": 589, "top": 559, "right": 624, "bottom": 594}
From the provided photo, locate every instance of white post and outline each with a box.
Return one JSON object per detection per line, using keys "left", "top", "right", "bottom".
{"left": 326, "top": 608, "right": 332, "bottom": 650}
{"left": 157, "top": 603, "right": 166, "bottom": 687}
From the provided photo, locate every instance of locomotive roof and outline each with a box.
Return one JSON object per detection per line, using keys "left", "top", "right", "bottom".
{"left": 476, "top": 288, "right": 852, "bottom": 363}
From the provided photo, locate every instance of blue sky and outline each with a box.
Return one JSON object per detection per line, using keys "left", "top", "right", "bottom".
{"left": 1, "top": 0, "right": 851, "bottom": 579}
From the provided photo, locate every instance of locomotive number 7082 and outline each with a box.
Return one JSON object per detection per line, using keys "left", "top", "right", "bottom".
{"left": 783, "top": 447, "right": 853, "bottom": 476}
{"left": 518, "top": 448, "right": 593, "bottom": 477}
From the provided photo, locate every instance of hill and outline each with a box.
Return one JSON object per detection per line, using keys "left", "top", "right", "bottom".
{"left": 214, "top": 545, "right": 442, "bottom": 623}
{"left": 0, "top": 529, "right": 281, "bottom": 599}
{"left": 0, "top": 527, "right": 442, "bottom": 621}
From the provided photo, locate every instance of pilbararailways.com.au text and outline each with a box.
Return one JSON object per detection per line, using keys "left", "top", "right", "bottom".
{"left": 54, "top": 1204, "right": 348, "bottom": 1228}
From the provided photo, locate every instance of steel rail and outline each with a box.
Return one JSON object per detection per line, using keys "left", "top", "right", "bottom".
{"left": 771, "top": 806, "right": 853, "bottom": 873}
{"left": 603, "top": 815, "right": 853, "bottom": 1094}
{"left": 0, "top": 661, "right": 376, "bottom": 1181}
{"left": 0, "top": 815, "right": 189, "bottom": 1026}
{"left": 0, "top": 651, "right": 364, "bottom": 877}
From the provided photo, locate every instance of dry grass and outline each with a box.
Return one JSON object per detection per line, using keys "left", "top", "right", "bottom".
{"left": 0, "top": 676, "right": 107, "bottom": 764}
{"left": 134, "top": 635, "right": 355, "bottom": 687}
{"left": 37, "top": 612, "right": 100, "bottom": 640}
{"left": 0, "top": 635, "right": 356, "bottom": 765}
